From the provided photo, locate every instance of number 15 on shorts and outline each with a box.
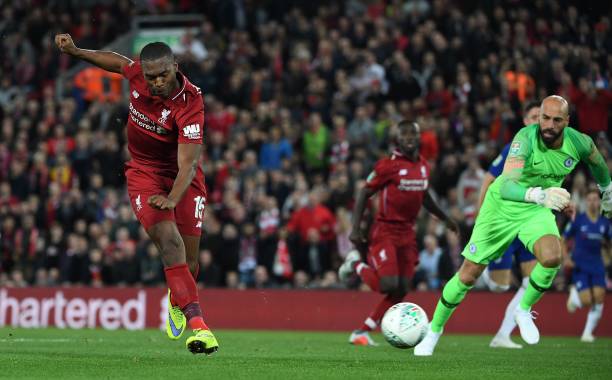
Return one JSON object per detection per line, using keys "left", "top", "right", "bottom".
{"left": 194, "top": 196, "right": 205, "bottom": 220}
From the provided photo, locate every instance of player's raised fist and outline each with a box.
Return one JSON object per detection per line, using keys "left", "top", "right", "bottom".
{"left": 55, "top": 33, "right": 78, "bottom": 55}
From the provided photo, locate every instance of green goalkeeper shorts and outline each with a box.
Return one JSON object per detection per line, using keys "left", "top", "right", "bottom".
{"left": 462, "top": 190, "right": 560, "bottom": 264}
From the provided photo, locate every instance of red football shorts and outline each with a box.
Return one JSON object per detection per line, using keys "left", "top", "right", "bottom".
{"left": 367, "top": 222, "right": 418, "bottom": 279}
{"left": 125, "top": 166, "right": 206, "bottom": 236}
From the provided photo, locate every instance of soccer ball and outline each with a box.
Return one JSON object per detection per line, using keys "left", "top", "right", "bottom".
{"left": 381, "top": 302, "right": 429, "bottom": 349}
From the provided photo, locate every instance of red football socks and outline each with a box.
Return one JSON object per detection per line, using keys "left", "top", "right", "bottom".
{"left": 360, "top": 293, "right": 404, "bottom": 331}
{"left": 356, "top": 262, "right": 380, "bottom": 292}
{"left": 169, "top": 262, "right": 200, "bottom": 306}
{"left": 165, "top": 263, "right": 208, "bottom": 330}
{"left": 187, "top": 315, "right": 209, "bottom": 331}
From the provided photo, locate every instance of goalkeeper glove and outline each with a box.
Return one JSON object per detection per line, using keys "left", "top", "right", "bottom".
{"left": 524, "top": 186, "right": 570, "bottom": 211}
{"left": 599, "top": 183, "right": 612, "bottom": 218}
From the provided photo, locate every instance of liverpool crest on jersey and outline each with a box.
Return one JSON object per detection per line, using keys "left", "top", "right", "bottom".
{"left": 158, "top": 109, "right": 171, "bottom": 124}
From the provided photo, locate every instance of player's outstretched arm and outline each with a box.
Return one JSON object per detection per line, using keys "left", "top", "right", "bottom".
{"left": 55, "top": 33, "right": 132, "bottom": 74}
{"left": 349, "top": 185, "right": 376, "bottom": 249}
{"left": 423, "top": 189, "right": 460, "bottom": 235}
{"left": 575, "top": 133, "right": 612, "bottom": 217}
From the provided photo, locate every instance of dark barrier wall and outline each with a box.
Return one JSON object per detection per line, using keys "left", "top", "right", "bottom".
{"left": 1, "top": 288, "right": 610, "bottom": 336}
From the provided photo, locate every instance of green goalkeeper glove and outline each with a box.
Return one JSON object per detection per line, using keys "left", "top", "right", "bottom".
{"left": 599, "top": 183, "right": 612, "bottom": 218}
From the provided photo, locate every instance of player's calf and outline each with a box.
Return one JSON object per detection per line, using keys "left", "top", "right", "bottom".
{"left": 379, "top": 277, "right": 402, "bottom": 295}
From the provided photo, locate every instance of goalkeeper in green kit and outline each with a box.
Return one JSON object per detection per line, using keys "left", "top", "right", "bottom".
{"left": 415, "top": 95, "right": 612, "bottom": 356}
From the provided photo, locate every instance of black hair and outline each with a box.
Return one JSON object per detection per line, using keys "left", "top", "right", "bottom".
{"left": 586, "top": 186, "right": 600, "bottom": 197}
{"left": 140, "top": 42, "right": 174, "bottom": 62}
{"left": 398, "top": 120, "right": 419, "bottom": 131}
{"left": 523, "top": 100, "right": 540, "bottom": 115}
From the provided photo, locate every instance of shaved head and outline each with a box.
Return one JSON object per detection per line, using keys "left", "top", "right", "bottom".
{"left": 541, "top": 95, "right": 569, "bottom": 117}
{"left": 538, "top": 95, "right": 570, "bottom": 148}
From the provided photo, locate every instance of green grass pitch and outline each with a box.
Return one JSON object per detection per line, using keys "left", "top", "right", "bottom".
{"left": 1, "top": 328, "right": 611, "bottom": 379}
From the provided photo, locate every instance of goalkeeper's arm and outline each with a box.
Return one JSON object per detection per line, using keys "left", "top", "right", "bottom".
{"left": 498, "top": 132, "right": 570, "bottom": 211}
{"left": 579, "top": 135, "right": 612, "bottom": 217}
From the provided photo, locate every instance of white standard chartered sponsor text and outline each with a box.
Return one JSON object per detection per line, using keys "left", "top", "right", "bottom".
{"left": 0, "top": 290, "right": 146, "bottom": 330}
{"left": 398, "top": 179, "right": 428, "bottom": 191}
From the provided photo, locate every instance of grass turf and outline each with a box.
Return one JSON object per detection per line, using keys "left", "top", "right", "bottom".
{"left": 0, "top": 328, "right": 610, "bottom": 379}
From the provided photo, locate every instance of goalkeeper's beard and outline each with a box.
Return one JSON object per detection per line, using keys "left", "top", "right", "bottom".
{"left": 539, "top": 127, "right": 562, "bottom": 147}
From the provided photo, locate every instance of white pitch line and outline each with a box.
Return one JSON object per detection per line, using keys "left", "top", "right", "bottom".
{"left": 0, "top": 338, "right": 74, "bottom": 343}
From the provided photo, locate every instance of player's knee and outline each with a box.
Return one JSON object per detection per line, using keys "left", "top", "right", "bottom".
{"left": 535, "top": 240, "right": 562, "bottom": 268}
{"left": 379, "top": 277, "right": 400, "bottom": 294}
{"left": 458, "top": 272, "right": 478, "bottom": 286}
{"left": 539, "top": 254, "right": 561, "bottom": 268}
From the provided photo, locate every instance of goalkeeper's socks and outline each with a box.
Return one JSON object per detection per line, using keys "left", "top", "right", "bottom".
{"left": 430, "top": 274, "right": 472, "bottom": 333}
{"left": 356, "top": 263, "right": 380, "bottom": 292}
{"left": 519, "top": 263, "right": 559, "bottom": 310}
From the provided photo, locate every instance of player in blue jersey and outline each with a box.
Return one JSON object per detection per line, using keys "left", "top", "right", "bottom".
{"left": 563, "top": 188, "right": 611, "bottom": 342}
{"left": 476, "top": 101, "right": 540, "bottom": 349}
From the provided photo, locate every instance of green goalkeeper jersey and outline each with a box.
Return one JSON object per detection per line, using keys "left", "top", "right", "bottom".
{"left": 486, "top": 124, "right": 610, "bottom": 218}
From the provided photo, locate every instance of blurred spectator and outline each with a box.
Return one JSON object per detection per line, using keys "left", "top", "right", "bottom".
{"left": 140, "top": 242, "right": 164, "bottom": 286}
{"left": 416, "top": 234, "right": 443, "bottom": 290}
{"left": 302, "top": 113, "right": 330, "bottom": 175}
{"left": 287, "top": 189, "right": 336, "bottom": 278}
{"left": 563, "top": 76, "right": 612, "bottom": 136}
{"left": 198, "top": 249, "right": 222, "bottom": 288}
{"left": 259, "top": 127, "right": 293, "bottom": 171}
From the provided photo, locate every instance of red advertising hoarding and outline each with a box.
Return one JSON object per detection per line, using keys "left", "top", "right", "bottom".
{"left": 1, "top": 287, "right": 610, "bottom": 336}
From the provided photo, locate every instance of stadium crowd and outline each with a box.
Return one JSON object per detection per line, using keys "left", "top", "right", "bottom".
{"left": 0, "top": 0, "right": 611, "bottom": 291}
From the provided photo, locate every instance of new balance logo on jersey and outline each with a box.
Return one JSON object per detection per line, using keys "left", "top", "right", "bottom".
{"left": 132, "top": 90, "right": 139, "bottom": 98}
{"left": 399, "top": 169, "right": 408, "bottom": 176}
{"left": 183, "top": 124, "right": 201, "bottom": 140}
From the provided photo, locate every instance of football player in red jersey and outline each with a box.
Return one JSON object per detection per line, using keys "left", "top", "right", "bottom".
{"left": 55, "top": 34, "right": 218, "bottom": 354}
{"left": 339, "top": 120, "right": 460, "bottom": 345}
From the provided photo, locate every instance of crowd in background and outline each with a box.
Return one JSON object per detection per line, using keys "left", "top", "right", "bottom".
{"left": 1, "top": 0, "right": 611, "bottom": 292}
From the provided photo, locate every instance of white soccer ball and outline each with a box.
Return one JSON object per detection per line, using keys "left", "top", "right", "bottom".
{"left": 381, "top": 302, "right": 429, "bottom": 349}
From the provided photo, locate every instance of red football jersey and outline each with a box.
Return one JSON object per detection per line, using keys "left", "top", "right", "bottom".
{"left": 122, "top": 61, "right": 204, "bottom": 174}
{"left": 365, "top": 150, "right": 429, "bottom": 225}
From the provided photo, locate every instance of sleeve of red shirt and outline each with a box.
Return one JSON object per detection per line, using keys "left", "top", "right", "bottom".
{"left": 597, "top": 89, "right": 612, "bottom": 104}
{"left": 175, "top": 93, "right": 205, "bottom": 145}
{"left": 121, "top": 61, "right": 141, "bottom": 80}
{"left": 568, "top": 84, "right": 585, "bottom": 105}
{"left": 365, "top": 158, "right": 393, "bottom": 192}
{"left": 286, "top": 208, "right": 300, "bottom": 234}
